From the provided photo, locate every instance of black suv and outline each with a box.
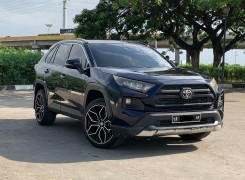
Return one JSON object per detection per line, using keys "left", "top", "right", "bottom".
{"left": 34, "top": 39, "right": 224, "bottom": 148}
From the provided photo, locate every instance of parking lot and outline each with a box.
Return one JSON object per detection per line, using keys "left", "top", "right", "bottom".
{"left": 0, "top": 90, "right": 245, "bottom": 180}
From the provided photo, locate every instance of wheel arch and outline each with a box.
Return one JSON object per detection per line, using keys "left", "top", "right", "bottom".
{"left": 33, "top": 80, "right": 48, "bottom": 109}
{"left": 84, "top": 83, "right": 113, "bottom": 118}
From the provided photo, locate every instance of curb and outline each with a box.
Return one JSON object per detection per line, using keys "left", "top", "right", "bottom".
{"left": 0, "top": 85, "right": 33, "bottom": 91}
{"left": 218, "top": 84, "right": 233, "bottom": 89}
{"left": 219, "top": 84, "right": 245, "bottom": 89}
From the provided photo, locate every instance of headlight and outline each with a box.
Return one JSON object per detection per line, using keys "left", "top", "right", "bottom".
{"left": 209, "top": 78, "right": 218, "bottom": 91}
{"left": 113, "top": 75, "right": 155, "bottom": 93}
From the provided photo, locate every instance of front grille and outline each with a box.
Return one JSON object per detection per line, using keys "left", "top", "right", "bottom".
{"left": 154, "top": 84, "right": 214, "bottom": 107}
{"left": 218, "top": 94, "right": 224, "bottom": 107}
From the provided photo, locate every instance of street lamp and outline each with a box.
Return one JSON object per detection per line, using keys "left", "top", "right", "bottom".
{"left": 221, "top": 6, "right": 230, "bottom": 83}
{"left": 45, "top": 24, "right": 53, "bottom": 34}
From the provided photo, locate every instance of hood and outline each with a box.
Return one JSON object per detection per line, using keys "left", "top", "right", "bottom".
{"left": 96, "top": 67, "right": 208, "bottom": 84}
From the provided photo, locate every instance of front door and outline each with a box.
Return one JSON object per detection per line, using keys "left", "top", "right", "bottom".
{"left": 59, "top": 44, "right": 89, "bottom": 119}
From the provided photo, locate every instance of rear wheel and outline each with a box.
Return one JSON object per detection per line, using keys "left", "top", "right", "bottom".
{"left": 179, "top": 132, "right": 211, "bottom": 141}
{"left": 34, "top": 89, "right": 56, "bottom": 126}
{"left": 83, "top": 98, "right": 124, "bottom": 148}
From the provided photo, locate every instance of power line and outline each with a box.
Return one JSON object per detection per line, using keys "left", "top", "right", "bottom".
{"left": 0, "top": 0, "right": 51, "bottom": 8}
{"left": 0, "top": 0, "right": 97, "bottom": 17}
{"left": 69, "top": 1, "right": 98, "bottom": 4}
{"left": 0, "top": 3, "right": 62, "bottom": 19}
{"left": 0, "top": 2, "right": 60, "bottom": 16}
{"left": 0, "top": 0, "right": 54, "bottom": 11}
{"left": 67, "top": 0, "right": 99, "bottom": 11}
{"left": 0, "top": 0, "right": 34, "bottom": 6}
{"left": 0, "top": 0, "right": 58, "bottom": 7}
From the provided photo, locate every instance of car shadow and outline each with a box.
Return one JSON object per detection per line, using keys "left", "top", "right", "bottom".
{"left": 0, "top": 117, "right": 198, "bottom": 164}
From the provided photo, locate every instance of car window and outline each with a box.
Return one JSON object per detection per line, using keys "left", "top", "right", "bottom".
{"left": 45, "top": 45, "right": 58, "bottom": 63}
{"left": 69, "top": 44, "right": 88, "bottom": 68}
{"left": 52, "top": 44, "right": 70, "bottom": 66}
{"left": 89, "top": 43, "right": 172, "bottom": 68}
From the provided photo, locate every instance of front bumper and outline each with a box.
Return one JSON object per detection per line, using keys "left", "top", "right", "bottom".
{"left": 137, "top": 121, "right": 222, "bottom": 137}
{"left": 111, "top": 110, "right": 223, "bottom": 137}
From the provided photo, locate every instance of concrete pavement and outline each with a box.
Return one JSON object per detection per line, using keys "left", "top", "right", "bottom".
{"left": 0, "top": 90, "right": 245, "bottom": 179}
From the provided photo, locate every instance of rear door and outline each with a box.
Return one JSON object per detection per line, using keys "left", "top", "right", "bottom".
{"left": 45, "top": 43, "right": 71, "bottom": 111}
{"left": 59, "top": 43, "right": 89, "bottom": 118}
{"left": 39, "top": 45, "right": 60, "bottom": 111}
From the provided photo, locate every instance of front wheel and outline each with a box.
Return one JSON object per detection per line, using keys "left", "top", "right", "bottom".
{"left": 179, "top": 132, "right": 211, "bottom": 141}
{"left": 83, "top": 98, "right": 124, "bottom": 148}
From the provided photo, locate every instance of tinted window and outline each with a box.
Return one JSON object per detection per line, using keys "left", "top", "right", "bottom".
{"left": 45, "top": 45, "right": 58, "bottom": 63}
{"left": 69, "top": 44, "right": 88, "bottom": 68}
{"left": 53, "top": 44, "right": 70, "bottom": 66}
{"left": 89, "top": 43, "right": 172, "bottom": 68}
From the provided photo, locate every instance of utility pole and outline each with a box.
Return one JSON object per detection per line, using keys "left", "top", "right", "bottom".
{"left": 234, "top": 50, "right": 237, "bottom": 65}
{"left": 63, "top": 0, "right": 68, "bottom": 29}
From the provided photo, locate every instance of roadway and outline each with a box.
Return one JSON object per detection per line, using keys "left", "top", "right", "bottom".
{"left": 0, "top": 89, "right": 244, "bottom": 179}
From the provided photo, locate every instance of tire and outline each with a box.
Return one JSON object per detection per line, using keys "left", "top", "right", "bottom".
{"left": 34, "top": 89, "right": 56, "bottom": 126}
{"left": 82, "top": 98, "right": 124, "bottom": 148}
{"left": 179, "top": 132, "right": 211, "bottom": 141}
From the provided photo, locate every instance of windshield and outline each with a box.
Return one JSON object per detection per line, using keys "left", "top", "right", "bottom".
{"left": 89, "top": 43, "right": 172, "bottom": 68}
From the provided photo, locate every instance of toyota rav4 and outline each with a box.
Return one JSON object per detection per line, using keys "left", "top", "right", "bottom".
{"left": 34, "top": 39, "right": 224, "bottom": 148}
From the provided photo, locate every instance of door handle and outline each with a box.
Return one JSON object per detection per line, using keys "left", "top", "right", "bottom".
{"left": 60, "top": 74, "right": 66, "bottom": 79}
{"left": 44, "top": 69, "right": 49, "bottom": 74}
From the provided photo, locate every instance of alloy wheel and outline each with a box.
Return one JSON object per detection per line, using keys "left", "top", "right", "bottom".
{"left": 85, "top": 105, "right": 113, "bottom": 145}
{"left": 35, "top": 93, "right": 45, "bottom": 122}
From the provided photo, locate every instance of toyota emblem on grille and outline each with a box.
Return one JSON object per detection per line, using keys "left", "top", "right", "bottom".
{"left": 180, "top": 88, "right": 193, "bottom": 99}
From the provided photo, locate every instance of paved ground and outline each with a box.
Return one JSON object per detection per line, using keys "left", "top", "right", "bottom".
{"left": 0, "top": 90, "right": 245, "bottom": 180}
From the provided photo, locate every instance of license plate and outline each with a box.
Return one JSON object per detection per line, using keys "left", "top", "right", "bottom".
{"left": 172, "top": 114, "right": 201, "bottom": 123}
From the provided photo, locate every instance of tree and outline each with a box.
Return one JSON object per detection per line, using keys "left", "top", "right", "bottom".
{"left": 119, "top": 0, "right": 245, "bottom": 69}
{"left": 74, "top": 1, "right": 117, "bottom": 39}
{"left": 74, "top": 0, "right": 245, "bottom": 70}
{"left": 75, "top": 0, "right": 207, "bottom": 70}
{"left": 143, "top": 0, "right": 212, "bottom": 70}
{"left": 127, "top": 0, "right": 245, "bottom": 69}
{"left": 197, "top": 0, "right": 245, "bottom": 67}
{"left": 74, "top": 0, "right": 145, "bottom": 40}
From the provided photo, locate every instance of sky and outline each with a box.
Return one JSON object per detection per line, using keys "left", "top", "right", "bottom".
{"left": 0, "top": 0, "right": 244, "bottom": 65}
{"left": 0, "top": 0, "right": 99, "bottom": 36}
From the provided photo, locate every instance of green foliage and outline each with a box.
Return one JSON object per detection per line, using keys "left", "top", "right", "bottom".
{"left": 197, "top": 0, "right": 244, "bottom": 9}
{"left": 0, "top": 46, "right": 42, "bottom": 85}
{"left": 74, "top": 0, "right": 245, "bottom": 70}
{"left": 74, "top": 0, "right": 152, "bottom": 40}
{"left": 74, "top": 6, "right": 112, "bottom": 39}
{"left": 181, "top": 64, "right": 245, "bottom": 83}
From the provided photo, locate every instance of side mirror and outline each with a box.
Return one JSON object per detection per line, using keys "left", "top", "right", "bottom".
{"left": 170, "top": 60, "right": 179, "bottom": 67}
{"left": 65, "top": 58, "right": 84, "bottom": 73}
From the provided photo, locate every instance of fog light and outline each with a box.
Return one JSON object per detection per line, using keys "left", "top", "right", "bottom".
{"left": 123, "top": 97, "right": 144, "bottom": 110}
{"left": 125, "top": 98, "right": 132, "bottom": 105}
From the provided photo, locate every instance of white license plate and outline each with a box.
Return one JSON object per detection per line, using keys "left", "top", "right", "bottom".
{"left": 172, "top": 114, "right": 201, "bottom": 123}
